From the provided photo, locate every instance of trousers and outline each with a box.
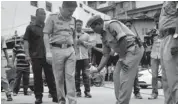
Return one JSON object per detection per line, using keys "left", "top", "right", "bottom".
{"left": 160, "top": 35, "right": 178, "bottom": 104}
{"left": 114, "top": 45, "right": 144, "bottom": 104}
{"left": 151, "top": 58, "right": 160, "bottom": 95}
{"left": 13, "top": 69, "right": 30, "bottom": 94}
{"left": 31, "top": 58, "right": 57, "bottom": 99}
{"left": 51, "top": 46, "right": 77, "bottom": 104}
{"left": 75, "top": 59, "right": 90, "bottom": 93}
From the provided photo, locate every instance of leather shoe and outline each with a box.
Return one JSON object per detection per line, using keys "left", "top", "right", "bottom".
{"left": 52, "top": 97, "right": 58, "bottom": 103}
{"left": 84, "top": 92, "right": 92, "bottom": 98}
{"left": 35, "top": 98, "right": 42, "bottom": 104}
{"left": 135, "top": 93, "right": 143, "bottom": 99}
{"left": 76, "top": 92, "right": 81, "bottom": 97}
{"left": 148, "top": 93, "right": 158, "bottom": 100}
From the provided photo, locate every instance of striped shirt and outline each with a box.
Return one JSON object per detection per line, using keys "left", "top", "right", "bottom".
{"left": 13, "top": 44, "right": 30, "bottom": 71}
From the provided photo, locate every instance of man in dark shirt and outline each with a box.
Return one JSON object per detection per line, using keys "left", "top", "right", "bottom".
{"left": 23, "top": 8, "right": 57, "bottom": 104}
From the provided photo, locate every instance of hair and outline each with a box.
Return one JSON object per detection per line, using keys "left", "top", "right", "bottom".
{"left": 62, "top": 1, "right": 77, "bottom": 8}
{"left": 93, "top": 18, "right": 104, "bottom": 25}
{"left": 125, "top": 20, "right": 132, "bottom": 25}
{"left": 36, "top": 8, "right": 44, "bottom": 16}
{"left": 76, "top": 19, "right": 83, "bottom": 24}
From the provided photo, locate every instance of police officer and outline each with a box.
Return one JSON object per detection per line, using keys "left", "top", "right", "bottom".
{"left": 75, "top": 19, "right": 93, "bottom": 98}
{"left": 43, "top": 1, "right": 77, "bottom": 104}
{"left": 24, "top": 8, "right": 57, "bottom": 104}
{"left": 159, "top": 1, "right": 178, "bottom": 104}
{"left": 125, "top": 21, "right": 143, "bottom": 99}
{"left": 87, "top": 15, "right": 144, "bottom": 104}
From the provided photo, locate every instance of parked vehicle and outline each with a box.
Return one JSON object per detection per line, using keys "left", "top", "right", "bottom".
{"left": 138, "top": 68, "right": 162, "bottom": 89}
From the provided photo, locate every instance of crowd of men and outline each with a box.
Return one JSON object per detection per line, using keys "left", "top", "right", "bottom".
{"left": 1, "top": 1, "right": 178, "bottom": 104}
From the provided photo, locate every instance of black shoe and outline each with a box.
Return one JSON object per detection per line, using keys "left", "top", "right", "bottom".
{"left": 148, "top": 93, "right": 158, "bottom": 100}
{"left": 52, "top": 97, "right": 58, "bottom": 103}
{"left": 84, "top": 92, "right": 92, "bottom": 98}
{"left": 35, "top": 98, "right": 42, "bottom": 104}
{"left": 6, "top": 94, "right": 13, "bottom": 101}
{"left": 76, "top": 92, "right": 81, "bottom": 97}
{"left": 135, "top": 93, "right": 143, "bottom": 99}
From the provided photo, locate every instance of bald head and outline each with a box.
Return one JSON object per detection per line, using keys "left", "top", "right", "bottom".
{"left": 36, "top": 8, "right": 46, "bottom": 23}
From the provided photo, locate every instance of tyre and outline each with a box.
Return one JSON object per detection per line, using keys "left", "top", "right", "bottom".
{"left": 29, "top": 86, "right": 34, "bottom": 91}
{"left": 140, "top": 85, "right": 148, "bottom": 89}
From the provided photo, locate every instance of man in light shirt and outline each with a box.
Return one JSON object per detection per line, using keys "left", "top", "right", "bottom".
{"left": 75, "top": 19, "right": 94, "bottom": 98}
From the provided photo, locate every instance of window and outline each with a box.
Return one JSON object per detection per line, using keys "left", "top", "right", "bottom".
{"left": 46, "top": 1, "right": 52, "bottom": 12}
{"left": 99, "top": 1, "right": 106, "bottom": 4}
{"left": 30, "top": 1, "right": 38, "bottom": 7}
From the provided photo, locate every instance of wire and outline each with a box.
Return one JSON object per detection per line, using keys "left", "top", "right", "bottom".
{"left": 1, "top": 22, "right": 29, "bottom": 31}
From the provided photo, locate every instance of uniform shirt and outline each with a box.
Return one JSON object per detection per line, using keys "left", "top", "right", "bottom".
{"left": 43, "top": 10, "right": 75, "bottom": 45}
{"left": 101, "top": 20, "right": 136, "bottom": 59}
{"left": 76, "top": 31, "right": 93, "bottom": 60}
{"left": 23, "top": 22, "right": 46, "bottom": 58}
{"left": 13, "top": 44, "right": 30, "bottom": 71}
{"left": 159, "top": 1, "right": 178, "bottom": 37}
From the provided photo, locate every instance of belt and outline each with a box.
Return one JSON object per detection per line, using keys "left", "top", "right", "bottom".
{"left": 51, "top": 43, "right": 72, "bottom": 48}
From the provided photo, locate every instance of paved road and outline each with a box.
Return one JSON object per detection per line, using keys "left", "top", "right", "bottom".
{"left": 1, "top": 83, "right": 164, "bottom": 104}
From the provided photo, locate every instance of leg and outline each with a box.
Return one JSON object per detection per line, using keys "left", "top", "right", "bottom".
{"left": 51, "top": 47, "right": 66, "bottom": 103}
{"left": 65, "top": 47, "right": 77, "bottom": 104}
{"left": 22, "top": 70, "right": 30, "bottom": 95}
{"left": 133, "top": 72, "right": 142, "bottom": 99}
{"left": 42, "top": 58, "right": 57, "bottom": 99}
{"left": 82, "top": 59, "right": 91, "bottom": 98}
{"left": 117, "top": 45, "right": 144, "bottom": 104}
{"left": 75, "top": 60, "right": 82, "bottom": 94}
{"left": 151, "top": 58, "right": 159, "bottom": 94}
{"left": 162, "top": 35, "right": 178, "bottom": 104}
{"left": 13, "top": 70, "right": 23, "bottom": 94}
{"left": 31, "top": 58, "right": 43, "bottom": 99}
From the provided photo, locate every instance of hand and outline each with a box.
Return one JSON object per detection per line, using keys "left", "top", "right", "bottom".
{"left": 46, "top": 52, "right": 52, "bottom": 65}
{"left": 26, "top": 56, "right": 31, "bottom": 61}
{"left": 91, "top": 68, "right": 99, "bottom": 74}
{"left": 77, "top": 39, "right": 83, "bottom": 45}
{"left": 120, "top": 60, "right": 129, "bottom": 73}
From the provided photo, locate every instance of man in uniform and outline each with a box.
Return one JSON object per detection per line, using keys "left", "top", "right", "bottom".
{"left": 125, "top": 21, "right": 143, "bottom": 99}
{"left": 148, "top": 11, "right": 161, "bottom": 100}
{"left": 24, "top": 8, "right": 57, "bottom": 104}
{"left": 1, "top": 36, "right": 13, "bottom": 101}
{"left": 43, "top": 1, "right": 77, "bottom": 104}
{"left": 87, "top": 15, "right": 144, "bottom": 104}
{"left": 159, "top": 1, "right": 178, "bottom": 104}
{"left": 75, "top": 19, "right": 93, "bottom": 98}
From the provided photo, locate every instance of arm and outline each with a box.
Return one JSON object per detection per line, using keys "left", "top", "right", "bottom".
{"left": 12, "top": 48, "right": 16, "bottom": 65}
{"left": 43, "top": 34, "right": 51, "bottom": 53}
{"left": 97, "top": 43, "right": 111, "bottom": 72}
{"left": 23, "top": 25, "right": 31, "bottom": 58}
{"left": 24, "top": 40, "right": 30, "bottom": 57}
{"left": 3, "top": 49, "right": 9, "bottom": 64}
{"left": 1, "top": 37, "right": 9, "bottom": 64}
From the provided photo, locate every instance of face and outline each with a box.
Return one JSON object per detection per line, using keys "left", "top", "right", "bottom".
{"left": 63, "top": 6, "right": 76, "bottom": 18}
{"left": 76, "top": 21, "right": 83, "bottom": 32}
{"left": 125, "top": 22, "right": 132, "bottom": 29}
{"left": 90, "top": 22, "right": 103, "bottom": 34}
{"left": 36, "top": 9, "right": 46, "bottom": 22}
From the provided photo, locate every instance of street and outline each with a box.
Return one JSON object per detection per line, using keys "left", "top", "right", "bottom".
{"left": 1, "top": 82, "right": 164, "bottom": 104}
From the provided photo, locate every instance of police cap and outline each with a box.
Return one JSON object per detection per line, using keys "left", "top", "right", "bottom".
{"left": 87, "top": 15, "right": 102, "bottom": 27}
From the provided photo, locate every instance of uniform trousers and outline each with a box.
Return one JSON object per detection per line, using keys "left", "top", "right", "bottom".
{"left": 114, "top": 45, "right": 144, "bottom": 104}
{"left": 51, "top": 46, "right": 77, "bottom": 104}
{"left": 160, "top": 35, "right": 178, "bottom": 104}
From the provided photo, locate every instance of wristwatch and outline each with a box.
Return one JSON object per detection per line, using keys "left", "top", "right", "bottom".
{"left": 173, "top": 33, "right": 178, "bottom": 39}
